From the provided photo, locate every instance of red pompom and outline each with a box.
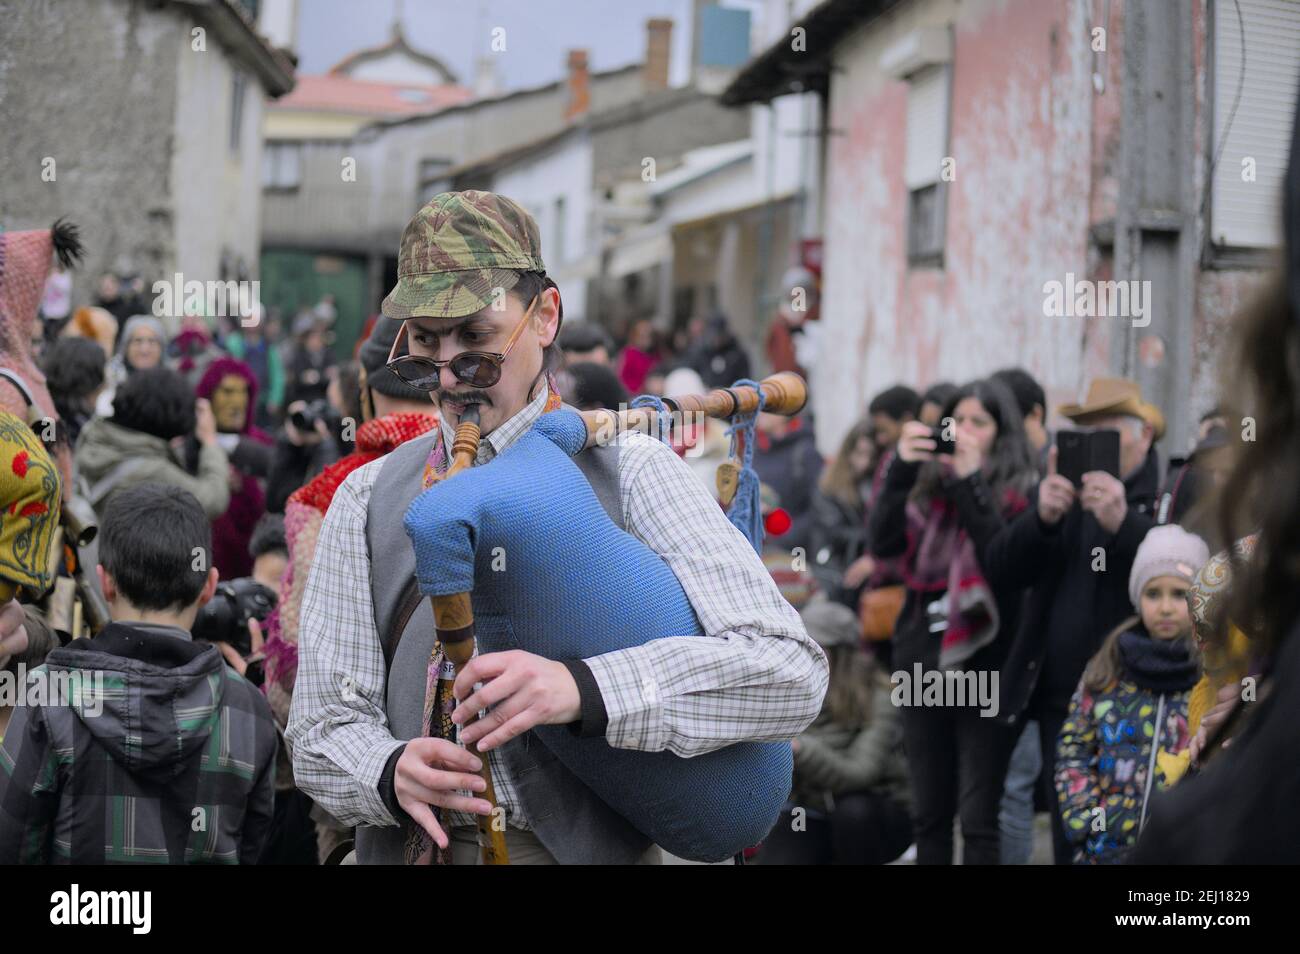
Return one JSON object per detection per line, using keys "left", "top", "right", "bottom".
{"left": 765, "top": 508, "right": 792, "bottom": 536}
{"left": 12, "top": 451, "right": 29, "bottom": 478}
{"left": 19, "top": 501, "right": 47, "bottom": 518}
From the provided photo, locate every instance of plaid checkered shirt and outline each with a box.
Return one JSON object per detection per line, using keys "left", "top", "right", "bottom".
{"left": 286, "top": 385, "right": 828, "bottom": 833}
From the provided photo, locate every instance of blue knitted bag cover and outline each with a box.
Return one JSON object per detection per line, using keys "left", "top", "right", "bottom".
{"left": 404, "top": 409, "right": 792, "bottom": 861}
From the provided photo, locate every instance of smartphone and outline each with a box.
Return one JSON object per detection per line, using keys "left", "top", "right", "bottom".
{"left": 1056, "top": 429, "right": 1121, "bottom": 486}
{"left": 930, "top": 424, "right": 956, "bottom": 455}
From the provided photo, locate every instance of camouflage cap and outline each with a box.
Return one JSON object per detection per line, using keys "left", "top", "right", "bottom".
{"left": 382, "top": 190, "right": 547, "bottom": 320}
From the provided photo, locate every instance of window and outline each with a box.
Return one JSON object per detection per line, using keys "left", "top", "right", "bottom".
{"left": 1210, "top": 0, "right": 1300, "bottom": 250}
{"left": 230, "top": 72, "right": 246, "bottom": 153}
{"left": 262, "top": 141, "right": 302, "bottom": 190}
{"left": 417, "top": 157, "right": 453, "bottom": 204}
{"left": 908, "top": 185, "right": 943, "bottom": 263}
{"left": 904, "top": 65, "right": 950, "bottom": 266}
{"left": 553, "top": 197, "right": 566, "bottom": 265}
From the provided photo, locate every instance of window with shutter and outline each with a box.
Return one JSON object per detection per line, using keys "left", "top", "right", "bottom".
{"left": 1210, "top": 0, "right": 1300, "bottom": 250}
{"left": 906, "top": 65, "right": 951, "bottom": 266}
{"left": 262, "top": 142, "right": 301, "bottom": 190}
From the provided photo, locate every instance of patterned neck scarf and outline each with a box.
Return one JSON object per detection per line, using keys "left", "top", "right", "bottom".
{"left": 405, "top": 376, "right": 563, "bottom": 865}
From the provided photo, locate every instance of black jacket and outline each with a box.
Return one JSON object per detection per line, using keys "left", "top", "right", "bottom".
{"left": 870, "top": 456, "right": 1026, "bottom": 675}
{"left": 809, "top": 488, "right": 868, "bottom": 608}
{"left": 689, "top": 339, "right": 752, "bottom": 389}
{"left": 264, "top": 433, "right": 342, "bottom": 513}
{"left": 753, "top": 424, "right": 824, "bottom": 554}
{"left": 1132, "top": 617, "right": 1300, "bottom": 863}
{"left": 977, "top": 447, "right": 1160, "bottom": 723}
{"left": 0, "top": 622, "right": 277, "bottom": 864}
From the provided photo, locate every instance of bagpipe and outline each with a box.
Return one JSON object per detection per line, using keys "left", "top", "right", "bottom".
{"left": 403, "top": 372, "right": 808, "bottom": 863}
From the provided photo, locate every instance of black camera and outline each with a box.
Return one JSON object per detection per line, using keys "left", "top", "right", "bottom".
{"left": 930, "top": 423, "right": 956, "bottom": 455}
{"left": 192, "top": 578, "right": 277, "bottom": 657}
{"left": 291, "top": 399, "right": 335, "bottom": 433}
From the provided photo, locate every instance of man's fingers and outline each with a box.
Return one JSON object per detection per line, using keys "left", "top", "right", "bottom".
{"left": 473, "top": 708, "right": 541, "bottom": 753}
{"left": 453, "top": 669, "right": 525, "bottom": 725}
{"left": 1044, "top": 482, "right": 1074, "bottom": 510}
{"left": 1045, "top": 475, "right": 1075, "bottom": 496}
{"left": 403, "top": 765, "right": 487, "bottom": 802}
{"left": 405, "top": 737, "right": 483, "bottom": 773}
{"left": 1081, "top": 471, "right": 1119, "bottom": 493}
{"left": 1046, "top": 444, "right": 1058, "bottom": 476}
{"left": 459, "top": 691, "right": 532, "bottom": 746}
{"left": 427, "top": 791, "right": 495, "bottom": 816}
{"left": 452, "top": 652, "right": 515, "bottom": 701}
{"left": 402, "top": 800, "right": 448, "bottom": 850}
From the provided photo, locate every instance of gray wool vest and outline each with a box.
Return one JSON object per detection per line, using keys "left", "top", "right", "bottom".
{"left": 356, "top": 421, "right": 655, "bottom": 864}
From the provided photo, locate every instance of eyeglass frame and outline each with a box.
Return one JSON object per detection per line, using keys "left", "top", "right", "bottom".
{"left": 384, "top": 292, "right": 540, "bottom": 391}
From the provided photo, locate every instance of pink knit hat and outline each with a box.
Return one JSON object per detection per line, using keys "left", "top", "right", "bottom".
{"left": 0, "top": 220, "right": 83, "bottom": 490}
{"left": 1129, "top": 524, "right": 1211, "bottom": 607}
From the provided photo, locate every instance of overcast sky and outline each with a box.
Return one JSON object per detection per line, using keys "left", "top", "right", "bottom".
{"left": 295, "top": 0, "right": 709, "bottom": 91}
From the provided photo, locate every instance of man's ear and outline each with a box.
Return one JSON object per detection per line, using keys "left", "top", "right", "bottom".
{"left": 1030, "top": 404, "right": 1045, "bottom": 426}
{"left": 196, "top": 567, "right": 220, "bottom": 608}
{"left": 97, "top": 565, "right": 117, "bottom": 603}
{"left": 536, "top": 286, "right": 561, "bottom": 349}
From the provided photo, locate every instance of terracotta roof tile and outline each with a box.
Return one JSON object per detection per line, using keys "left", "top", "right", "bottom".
{"left": 270, "top": 74, "right": 473, "bottom": 116}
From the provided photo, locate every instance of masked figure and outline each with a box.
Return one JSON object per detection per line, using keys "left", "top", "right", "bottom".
{"left": 191, "top": 357, "right": 272, "bottom": 578}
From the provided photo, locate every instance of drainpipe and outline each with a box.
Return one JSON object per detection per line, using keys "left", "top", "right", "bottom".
{"left": 1112, "top": 0, "right": 1196, "bottom": 454}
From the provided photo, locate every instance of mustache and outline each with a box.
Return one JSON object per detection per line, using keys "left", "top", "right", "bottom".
{"left": 440, "top": 392, "right": 491, "bottom": 407}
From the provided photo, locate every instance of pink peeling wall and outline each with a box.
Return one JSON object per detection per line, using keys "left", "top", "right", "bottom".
{"left": 814, "top": 0, "right": 1272, "bottom": 456}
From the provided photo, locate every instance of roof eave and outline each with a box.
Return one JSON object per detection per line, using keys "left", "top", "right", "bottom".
{"left": 719, "top": 0, "right": 901, "bottom": 107}
{"left": 173, "top": 0, "right": 296, "bottom": 97}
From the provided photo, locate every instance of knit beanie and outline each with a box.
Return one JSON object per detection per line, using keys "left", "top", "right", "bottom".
{"left": 358, "top": 318, "right": 431, "bottom": 403}
{"left": 1129, "top": 524, "right": 1211, "bottom": 607}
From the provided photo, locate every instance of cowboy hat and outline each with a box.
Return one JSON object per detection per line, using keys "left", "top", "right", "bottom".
{"left": 1057, "top": 376, "right": 1166, "bottom": 440}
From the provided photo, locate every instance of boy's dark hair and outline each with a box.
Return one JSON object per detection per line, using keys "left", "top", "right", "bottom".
{"left": 558, "top": 322, "right": 614, "bottom": 356}
{"left": 112, "top": 367, "right": 196, "bottom": 440}
{"left": 868, "top": 385, "right": 921, "bottom": 421}
{"left": 248, "top": 513, "right": 287, "bottom": 561}
{"left": 42, "top": 337, "right": 106, "bottom": 401}
{"left": 99, "top": 483, "right": 211, "bottom": 611}
{"left": 921, "top": 381, "right": 958, "bottom": 411}
{"left": 565, "top": 360, "right": 629, "bottom": 411}
{"left": 991, "top": 367, "right": 1046, "bottom": 419}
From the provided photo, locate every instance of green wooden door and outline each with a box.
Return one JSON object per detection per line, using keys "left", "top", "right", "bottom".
{"left": 259, "top": 248, "right": 367, "bottom": 359}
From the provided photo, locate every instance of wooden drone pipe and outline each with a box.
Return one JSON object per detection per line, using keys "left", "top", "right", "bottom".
{"left": 579, "top": 371, "right": 808, "bottom": 449}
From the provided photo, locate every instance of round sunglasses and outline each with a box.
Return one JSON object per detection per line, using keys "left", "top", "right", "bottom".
{"left": 386, "top": 295, "right": 538, "bottom": 391}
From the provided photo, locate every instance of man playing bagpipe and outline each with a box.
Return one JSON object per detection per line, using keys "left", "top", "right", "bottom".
{"left": 288, "top": 191, "right": 828, "bottom": 864}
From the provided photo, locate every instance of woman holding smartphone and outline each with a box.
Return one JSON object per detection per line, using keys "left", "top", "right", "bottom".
{"left": 870, "top": 378, "right": 1037, "bottom": 864}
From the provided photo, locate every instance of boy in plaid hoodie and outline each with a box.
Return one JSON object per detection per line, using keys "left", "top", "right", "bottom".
{"left": 0, "top": 483, "right": 278, "bottom": 863}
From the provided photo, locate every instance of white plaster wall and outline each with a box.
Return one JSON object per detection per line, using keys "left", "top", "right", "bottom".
{"left": 490, "top": 133, "right": 595, "bottom": 322}
{"left": 172, "top": 29, "right": 266, "bottom": 285}
{"left": 815, "top": 0, "right": 1096, "bottom": 455}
